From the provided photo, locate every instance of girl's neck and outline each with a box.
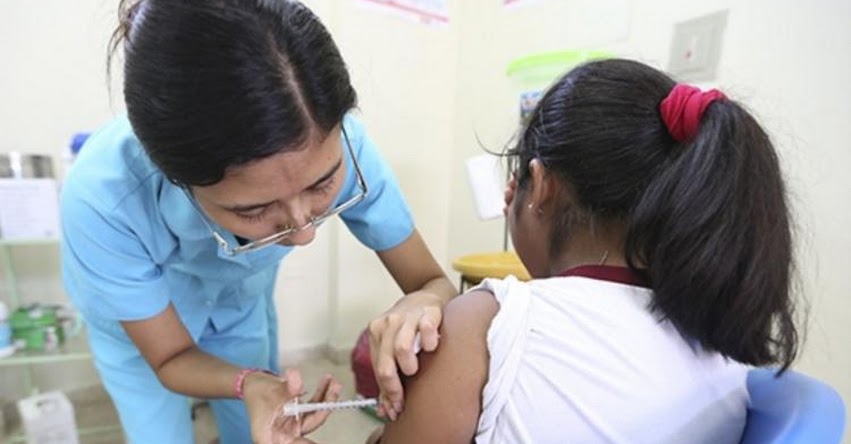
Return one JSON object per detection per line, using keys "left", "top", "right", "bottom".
{"left": 546, "top": 224, "right": 628, "bottom": 276}
{"left": 548, "top": 249, "right": 628, "bottom": 276}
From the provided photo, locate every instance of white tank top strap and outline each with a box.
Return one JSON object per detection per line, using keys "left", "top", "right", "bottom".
{"left": 470, "top": 275, "right": 533, "bottom": 442}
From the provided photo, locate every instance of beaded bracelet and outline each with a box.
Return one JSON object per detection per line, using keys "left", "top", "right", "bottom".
{"left": 234, "top": 368, "right": 277, "bottom": 400}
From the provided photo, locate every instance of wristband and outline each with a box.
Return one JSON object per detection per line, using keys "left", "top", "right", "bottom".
{"left": 234, "top": 368, "right": 276, "bottom": 400}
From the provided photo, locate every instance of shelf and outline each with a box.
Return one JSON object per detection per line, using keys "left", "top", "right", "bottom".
{"left": 1, "top": 239, "right": 62, "bottom": 309}
{"left": 0, "top": 238, "right": 59, "bottom": 246}
{"left": 0, "top": 332, "right": 91, "bottom": 368}
{"left": 0, "top": 236, "right": 108, "bottom": 442}
{"left": 2, "top": 385, "right": 124, "bottom": 443}
{"left": 4, "top": 425, "right": 124, "bottom": 444}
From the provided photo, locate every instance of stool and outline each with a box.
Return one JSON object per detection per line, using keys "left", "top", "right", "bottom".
{"left": 452, "top": 251, "right": 531, "bottom": 292}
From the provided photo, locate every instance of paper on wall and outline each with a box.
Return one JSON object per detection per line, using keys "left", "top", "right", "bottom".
{"left": 465, "top": 154, "right": 505, "bottom": 221}
{"left": 0, "top": 178, "right": 61, "bottom": 240}
{"left": 355, "top": 0, "right": 449, "bottom": 26}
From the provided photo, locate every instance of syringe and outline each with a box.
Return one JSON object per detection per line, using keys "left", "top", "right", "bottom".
{"left": 281, "top": 397, "right": 378, "bottom": 417}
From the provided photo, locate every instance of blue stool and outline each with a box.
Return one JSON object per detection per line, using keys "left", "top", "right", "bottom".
{"left": 741, "top": 368, "right": 846, "bottom": 443}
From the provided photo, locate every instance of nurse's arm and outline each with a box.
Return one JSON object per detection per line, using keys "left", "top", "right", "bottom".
{"left": 121, "top": 304, "right": 342, "bottom": 440}
{"left": 371, "top": 229, "right": 458, "bottom": 418}
{"left": 121, "top": 303, "right": 281, "bottom": 399}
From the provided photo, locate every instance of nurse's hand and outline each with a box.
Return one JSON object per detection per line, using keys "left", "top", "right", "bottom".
{"left": 244, "top": 368, "right": 342, "bottom": 444}
{"left": 368, "top": 289, "right": 443, "bottom": 421}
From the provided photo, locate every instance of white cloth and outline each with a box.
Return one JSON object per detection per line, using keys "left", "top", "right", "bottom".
{"left": 474, "top": 275, "right": 749, "bottom": 444}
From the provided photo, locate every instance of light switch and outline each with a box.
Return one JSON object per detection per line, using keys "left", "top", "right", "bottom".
{"left": 668, "top": 10, "right": 728, "bottom": 82}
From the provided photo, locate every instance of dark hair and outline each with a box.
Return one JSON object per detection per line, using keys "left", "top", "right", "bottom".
{"left": 109, "top": 0, "right": 357, "bottom": 186}
{"left": 509, "top": 58, "right": 798, "bottom": 370}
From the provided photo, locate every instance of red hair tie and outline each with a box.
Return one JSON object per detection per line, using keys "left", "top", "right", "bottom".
{"left": 659, "top": 84, "right": 727, "bottom": 143}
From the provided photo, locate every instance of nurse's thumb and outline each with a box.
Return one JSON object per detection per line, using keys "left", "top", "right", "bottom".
{"left": 283, "top": 368, "right": 304, "bottom": 398}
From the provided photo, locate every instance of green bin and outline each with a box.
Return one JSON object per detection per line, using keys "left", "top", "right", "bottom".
{"left": 10, "top": 305, "right": 64, "bottom": 351}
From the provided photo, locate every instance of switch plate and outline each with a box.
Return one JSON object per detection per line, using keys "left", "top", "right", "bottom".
{"left": 668, "top": 10, "right": 728, "bottom": 82}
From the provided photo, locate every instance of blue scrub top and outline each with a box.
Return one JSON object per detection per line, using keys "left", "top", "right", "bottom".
{"left": 60, "top": 114, "right": 414, "bottom": 341}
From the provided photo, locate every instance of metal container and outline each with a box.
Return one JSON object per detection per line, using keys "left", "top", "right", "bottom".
{"left": 0, "top": 154, "right": 10, "bottom": 178}
{"left": 0, "top": 152, "right": 55, "bottom": 178}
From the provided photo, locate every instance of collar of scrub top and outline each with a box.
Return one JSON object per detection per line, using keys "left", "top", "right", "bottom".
{"left": 179, "top": 126, "right": 368, "bottom": 258}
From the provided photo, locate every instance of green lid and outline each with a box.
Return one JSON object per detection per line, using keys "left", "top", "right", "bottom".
{"left": 506, "top": 49, "right": 612, "bottom": 79}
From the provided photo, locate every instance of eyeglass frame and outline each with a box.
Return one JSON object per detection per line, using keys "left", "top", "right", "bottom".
{"left": 181, "top": 127, "right": 368, "bottom": 256}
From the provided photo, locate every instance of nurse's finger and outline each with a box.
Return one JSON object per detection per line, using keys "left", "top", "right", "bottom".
{"left": 369, "top": 313, "right": 404, "bottom": 421}
{"left": 375, "top": 403, "right": 386, "bottom": 418}
{"left": 283, "top": 368, "right": 304, "bottom": 400}
{"left": 375, "top": 322, "right": 404, "bottom": 420}
{"left": 393, "top": 317, "right": 420, "bottom": 376}
{"left": 306, "top": 374, "right": 334, "bottom": 403}
{"left": 300, "top": 377, "right": 342, "bottom": 434}
{"left": 417, "top": 317, "right": 440, "bottom": 353}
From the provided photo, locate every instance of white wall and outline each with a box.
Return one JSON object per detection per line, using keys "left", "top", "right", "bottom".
{"left": 325, "top": 1, "right": 458, "bottom": 351}
{"left": 275, "top": 1, "right": 458, "bottom": 356}
{"left": 0, "top": 0, "right": 121, "bottom": 401}
{"left": 447, "top": 0, "right": 632, "bottom": 260}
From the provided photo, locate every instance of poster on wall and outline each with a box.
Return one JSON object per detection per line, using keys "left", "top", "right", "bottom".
{"left": 503, "top": 0, "right": 549, "bottom": 8}
{"left": 503, "top": 0, "right": 630, "bottom": 43}
{"left": 356, "top": 0, "right": 449, "bottom": 26}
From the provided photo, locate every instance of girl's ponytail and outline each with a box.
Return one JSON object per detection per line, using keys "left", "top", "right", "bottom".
{"left": 626, "top": 87, "right": 798, "bottom": 370}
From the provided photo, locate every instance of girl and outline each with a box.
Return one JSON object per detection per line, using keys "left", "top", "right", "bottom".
{"left": 369, "top": 58, "right": 798, "bottom": 444}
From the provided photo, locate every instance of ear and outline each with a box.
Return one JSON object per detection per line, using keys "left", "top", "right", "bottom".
{"left": 527, "top": 158, "right": 557, "bottom": 212}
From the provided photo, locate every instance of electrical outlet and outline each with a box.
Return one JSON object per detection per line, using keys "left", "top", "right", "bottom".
{"left": 668, "top": 10, "right": 728, "bottom": 82}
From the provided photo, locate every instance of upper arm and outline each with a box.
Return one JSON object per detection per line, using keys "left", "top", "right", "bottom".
{"left": 378, "top": 290, "right": 499, "bottom": 444}
{"left": 60, "top": 191, "right": 170, "bottom": 321}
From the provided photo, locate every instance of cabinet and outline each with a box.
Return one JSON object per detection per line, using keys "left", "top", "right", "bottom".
{"left": 0, "top": 239, "right": 91, "bottom": 371}
{"left": 0, "top": 239, "right": 122, "bottom": 442}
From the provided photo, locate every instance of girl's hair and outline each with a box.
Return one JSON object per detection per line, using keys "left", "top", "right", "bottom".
{"left": 509, "top": 58, "right": 798, "bottom": 370}
{"left": 109, "top": 0, "right": 357, "bottom": 186}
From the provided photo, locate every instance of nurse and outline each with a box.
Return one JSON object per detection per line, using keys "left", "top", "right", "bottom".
{"left": 59, "top": 0, "right": 456, "bottom": 443}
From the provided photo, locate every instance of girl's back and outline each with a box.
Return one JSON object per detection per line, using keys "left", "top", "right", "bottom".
{"left": 477, "top": 272, "right": 748, "bottom": 443}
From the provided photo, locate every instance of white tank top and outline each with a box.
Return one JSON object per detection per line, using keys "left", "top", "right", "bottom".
{"left": 474, "top": 267, "right": 749, "bottom": 444}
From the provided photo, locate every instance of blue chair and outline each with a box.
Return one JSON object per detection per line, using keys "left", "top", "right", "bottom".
{"left": 741, "top": 368, "right": 846, "bottom": 444}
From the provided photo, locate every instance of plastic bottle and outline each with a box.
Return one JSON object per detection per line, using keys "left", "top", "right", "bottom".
{"left": 0, "top": 301, "right": 13, "bottom": 358}
{"left": 44, "top": 326, "right": 59, "bottom": 351}
{"left": 62, "top": 132, "right": 90, "bottom": 180}
{"left": 506, "top": 50, "right": 612, "bottom": 123}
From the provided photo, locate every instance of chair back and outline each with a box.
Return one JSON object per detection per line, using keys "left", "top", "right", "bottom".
{"left": 741, "top": 368, "right": 846, "bottom": 444}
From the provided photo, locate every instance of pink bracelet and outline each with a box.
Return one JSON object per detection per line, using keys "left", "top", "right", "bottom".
{"left": 234, "top": 368, "right": 276, "bottom": 400}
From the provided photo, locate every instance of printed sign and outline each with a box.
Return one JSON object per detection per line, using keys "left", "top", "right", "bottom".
{"left": 356, "top": 0, "right": 449, "bottom": 26}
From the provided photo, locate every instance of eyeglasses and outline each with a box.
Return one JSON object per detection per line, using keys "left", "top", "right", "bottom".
{"left": 182, "top": 127, "right": 368, "bottom": 256}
